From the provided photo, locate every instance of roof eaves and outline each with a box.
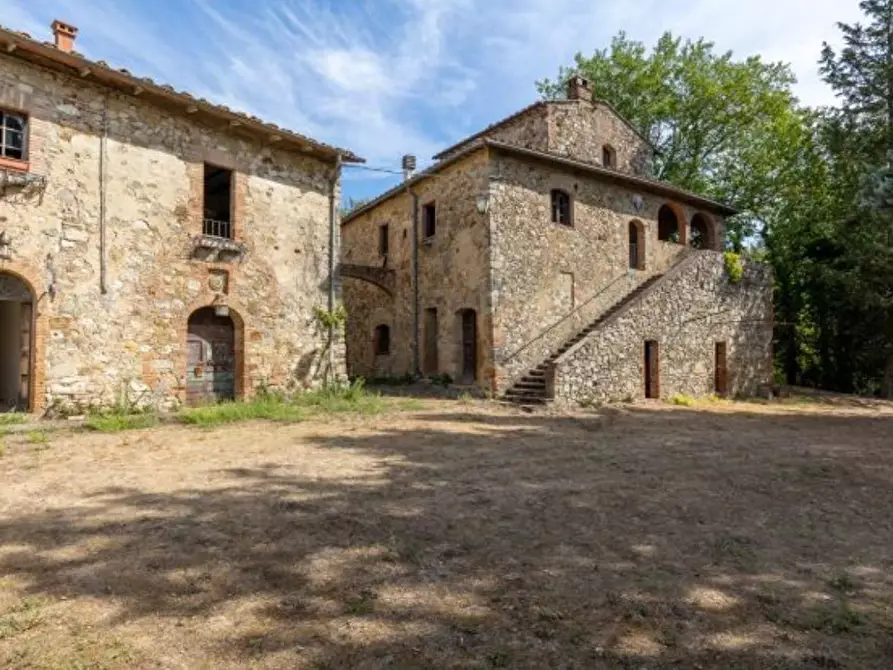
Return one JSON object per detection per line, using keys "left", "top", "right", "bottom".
{"left": 0, "top": 25, "right": 364, "bottom": 163}
{"left": 485, "top": 140, "right": 737, "bottom": 215}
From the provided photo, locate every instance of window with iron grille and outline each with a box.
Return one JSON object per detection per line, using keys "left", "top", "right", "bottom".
{"left": 0, "top": 110, "right": 27, "bottom": 161}
{"left": 551, "top": 189, "right": 572, "bottom": 226}
{"left": 203, "top": 163, "right": 233, "bottom": 239}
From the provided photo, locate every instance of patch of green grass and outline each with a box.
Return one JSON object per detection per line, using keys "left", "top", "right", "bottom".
{"left": 670, "top": 393, "right": 695, "bottom": 407}
{"left": 26, "top": 431, "right": 49, "bottom": 446}
{"left": 0, "top": 597, "right": 44, "bottom": 640}
{"left": 458, "top": 392, "right": 474, "bottom": 405}
{"left": 0, "top": 413, "right": 27, "bottom": 426}
{"left": 177, "top": 381, "right": 385, "bottom": 428}
{"left": 84, "top": 413, "right": 159, "bottom": 433}
{"left": 828, "top": 573, "right": 859, "bottom": 593}
{"left": 178, "top": 397, "right": 309, "bottom": 427}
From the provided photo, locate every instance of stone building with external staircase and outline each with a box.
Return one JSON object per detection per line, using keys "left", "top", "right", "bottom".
{"left": 341, "top": 76, "right": 773, "bottom": 406}
{"left": 0, "top": 20, "right": 360, "bottom": 414}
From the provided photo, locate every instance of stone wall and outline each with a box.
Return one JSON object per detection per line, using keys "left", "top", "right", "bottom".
{"left": 436, "top": 100, "right": 652, "bottom": 176}
{"left": 436, "top": 106, "right": 549, "bottom": 163}
{"left": 489, "top": 150, "right": 722, "bottom": 392}
{"left": 547, "top": 101, "right": 652, "bottom": 175}
{"left": 0, "top": 54, "right": 343, "bottom": 412}
{"left": 342, "top": 149, "right": 493, "bottom": 387}
{"left": 551, "top": 251, "right": 773, "bottom": 404}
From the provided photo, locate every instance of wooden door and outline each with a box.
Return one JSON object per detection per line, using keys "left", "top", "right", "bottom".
{"left": 424, "top": 308, "right": 438, "bottom": 374}
{"left": 461, "top": 310, "right": 477, "bottom": 382}
{"left": 644, "top": 340, "right": 660, "bottom": 399}
{"left": 186, "top": 308, "right": 236, "bottom": 406}
{"left": 715, "top": 341, "right": 729, "bottom": 396}
{"left": 629, "top": 225, "right": 638, "bottom": 269}
{"left": 18, "top": 303, "right": 31, "bottom": 409}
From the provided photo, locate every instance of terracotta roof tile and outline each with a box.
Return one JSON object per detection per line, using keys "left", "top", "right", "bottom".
{"left": 0, "top": 23, "right": 363, "bottom": 163}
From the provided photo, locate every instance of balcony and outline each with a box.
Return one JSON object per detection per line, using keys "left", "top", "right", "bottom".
{"left": 192, "top": 219, "right": 245, "bottom": 263}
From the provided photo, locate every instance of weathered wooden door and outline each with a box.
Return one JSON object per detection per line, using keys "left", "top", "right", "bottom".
{"left": 461, "top": 309, "right": 477, "bottom": 382}
{"left": 644, "top": 340, "right": 660, "bottom": 399}
{"left": 424, "top": 308, "right": 438, "bottom": 374}
{"left": 18, "top": 303, "right": 31, "bottom": 409}
{"left": 629, "top": 224, "right": 639, "bottom": 269}
{"left": 715, "top": 341, "right": 728, "bottom": 396}
{"left": 186, "top": 307, "right": 235, "bottom": 406}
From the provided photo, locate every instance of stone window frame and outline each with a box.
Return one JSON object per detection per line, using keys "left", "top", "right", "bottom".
{"left": 0, "top": 106, "right": 30, "bottom": 172}
{"left": 190, "top": 148, "right": 245, "bottom": 245}
{"left": 373, "top": 323, "right": 391, "bottom": 356}
{"left": 602, "top": 144, "right": 617, "bottom": 169}
{"left": 550, "top": 188, "right": 573, "bottom": 227}
{"left": 422, "top": 201, "right": 437, "bottom": 240}
{"left": 378, "top": 222, "right": 389, "bottom": 256}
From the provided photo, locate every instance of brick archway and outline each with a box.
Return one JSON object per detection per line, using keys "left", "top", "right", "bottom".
{"left": 179, "top": 296, "right": 247, "bottom": 403}
{"left": 657, "top": 202, "right": 688, "bottom": 245}
{"left": 0, "top": 259, "right": 47, "bottom": 414}
{"left": 690, "top": 212, "right": 720, "bottom": 251}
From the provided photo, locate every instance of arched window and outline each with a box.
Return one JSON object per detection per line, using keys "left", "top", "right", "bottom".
{"left": 657, "top": 204, "right": 681, "bottom": 243}
{"left": 690, "top": 213, "right": 716, "bottom": 250}
{"left": 551, "top": 189, "right": 572, "bottom": 226}
{"left": 602, "top": 145, "right": 616, "bottom": 168}
{"left": 373, "top": 324, "right": 391, "bottom": 356}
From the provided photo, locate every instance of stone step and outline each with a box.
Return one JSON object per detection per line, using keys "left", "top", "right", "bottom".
{"left": 515, "top": 382, "right": 546, "bottom": 391}
{"left": 504, "top": 394, "right": 548, "bottom": 405}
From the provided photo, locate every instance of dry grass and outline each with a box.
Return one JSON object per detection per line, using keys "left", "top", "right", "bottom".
{"left": 1, "top": 395, "right": 892, "bottom": 668}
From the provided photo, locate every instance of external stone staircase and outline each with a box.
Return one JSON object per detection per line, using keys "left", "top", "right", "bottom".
{"left": 503, "top": 273, "right": 665, "bottom": 406}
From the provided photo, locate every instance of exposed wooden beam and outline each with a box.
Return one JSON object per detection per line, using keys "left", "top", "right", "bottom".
{"left": 133, "top": 86, "right": 144, "bottom": 96}
{"left": 78, "top": 66, "right": 91, "bottom": 78}
{"left": 269, "top": 134, "right": 282, "bottom": 143}
{"left": 186, "top": 105, "right": 198, "bottom": 114}
{"left": 229, "top": 119, "right": 242, "bottom": 128}
{"left": 5, "top": 43, "right": 17, "bottom": 53}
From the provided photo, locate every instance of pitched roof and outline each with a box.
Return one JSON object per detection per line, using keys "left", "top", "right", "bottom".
{"left": 432, "top": 98, "right": 657, "bottom": 161}
{"left": 342, "top": 139, "right": 737, "bottom": 225}
{"left": 485, "top": 141, "right": 737, "bottom": 216}
{"left": 0, "top": 24, "right": 363, "bottom": 164}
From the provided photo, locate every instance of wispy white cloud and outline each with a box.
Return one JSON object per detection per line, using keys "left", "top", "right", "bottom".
{"left": 2, "top": 0, "right": 865, "bottom": 198}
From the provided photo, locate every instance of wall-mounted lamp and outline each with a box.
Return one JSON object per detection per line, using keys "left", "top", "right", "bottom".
{"left": 475, "top": 194, "right": 490, "bottom": 215}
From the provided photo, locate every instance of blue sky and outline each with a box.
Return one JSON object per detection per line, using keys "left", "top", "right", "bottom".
{"left": 5, "top": 0, "right": 863, "bottom": 202}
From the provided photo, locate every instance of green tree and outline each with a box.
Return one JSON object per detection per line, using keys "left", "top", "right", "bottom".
{"left": 537, "top": 32, "right": 800, "bottom": 249}
{"left": 819, "top": 0, "right": 893, "bottom": 396}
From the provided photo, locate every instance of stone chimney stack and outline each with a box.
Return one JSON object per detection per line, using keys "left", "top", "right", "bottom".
{"left": 566, "top": 75, "right": 593, "bottom": 103}
{"left": 51, "top": 20, "right": 78, "bottom": 53}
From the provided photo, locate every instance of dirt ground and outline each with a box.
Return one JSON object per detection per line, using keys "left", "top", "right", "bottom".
{"left": 1, "top": 396, "right": 892, "bottom": 669}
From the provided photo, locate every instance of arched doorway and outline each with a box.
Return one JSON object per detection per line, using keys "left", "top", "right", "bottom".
{"left": 458, "top": 308, "right": 477, "bottom": 384}
{"left": 690, "top": 213, "right": 716, "bottom": 250}
{"left": 657, "top": 205, "right": 681, "bottom": 243}
{"left": 186, "top": 306, "right": 237, "bottom": 405}
{"left": 629, "top": 220, "right": 645, "bottom": 270}
{"left": 0, "top": 272, "right": 33, "bottom": 412}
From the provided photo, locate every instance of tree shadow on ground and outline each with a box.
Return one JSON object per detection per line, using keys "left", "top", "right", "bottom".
{"left": 1, "top": 404, "right": 892, "bottom": 668}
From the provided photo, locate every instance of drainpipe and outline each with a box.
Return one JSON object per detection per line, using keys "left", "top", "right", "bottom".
{"left": 410, "top": 187, "right": 420, "bottom": 377}
{"left": 327, "top": 154, "right": 342, "bottom": 385}
{"left": 99, "top": 92, "right": 109, "bottom": 294}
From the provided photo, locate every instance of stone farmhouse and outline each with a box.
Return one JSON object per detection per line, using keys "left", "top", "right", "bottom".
{"left": 0, "top": 21, "right": 361, "bottom": 413}
{"left": 341, "top": 76, "right": 773, "bottom": 405}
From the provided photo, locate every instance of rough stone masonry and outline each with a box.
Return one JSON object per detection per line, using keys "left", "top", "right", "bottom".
{"left": 0, "top": 22, "right": 359, "bottom": 413}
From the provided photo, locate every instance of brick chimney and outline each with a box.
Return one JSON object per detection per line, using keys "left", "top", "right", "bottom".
{"left": 566, "top": 75, "right": 593, "bottom": 102}
{"left": 51, "top": 20, "right": 78, "bottom": 53}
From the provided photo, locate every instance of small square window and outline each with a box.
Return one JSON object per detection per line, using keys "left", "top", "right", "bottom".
{"left": 0, "top": 110, "right": 28, "bottom": 161}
